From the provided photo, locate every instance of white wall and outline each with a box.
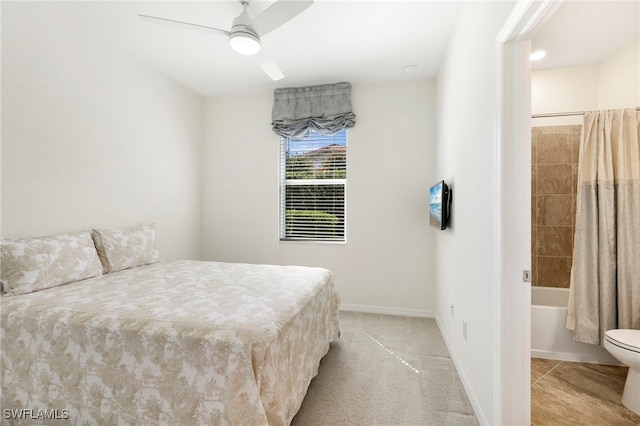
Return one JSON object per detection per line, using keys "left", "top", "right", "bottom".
{"left": 435, "top": 2, "right": 516, "bottom": 424}
{"left": 1, "top": 2, "right": 203, "bottom": 260}
{"left": 202, "top": 80, "right": 437, "bottom": 316}
{"left": 532, "top": 36, "right": 640, "bottom": 126}
{"left": 532, "top": 65, "right": 599, "bottom": 117}
{"left": 597, "top": 36, "right": 639, "bottom": 109}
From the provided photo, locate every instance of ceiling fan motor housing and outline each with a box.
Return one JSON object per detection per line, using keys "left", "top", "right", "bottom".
{"left": 228, "top": 7, "right": 261, "bottom": 55}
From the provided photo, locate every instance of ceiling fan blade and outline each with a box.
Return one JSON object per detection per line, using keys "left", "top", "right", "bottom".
{"left": 251, "top": 0, "right": 314, "bottom": 36}
{"left": 255, "top": 49, "right": 284, "bottom": 81}
{"left": 138, "top": 14, "right": 230, "bottom": 37}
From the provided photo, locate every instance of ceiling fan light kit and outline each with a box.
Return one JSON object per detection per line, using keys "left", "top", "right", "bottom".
{"left": 229, "top": 31, "right": 261, "bottom": 55}
{"left": 139, "top": 0, "right": 314, "bottom": 80}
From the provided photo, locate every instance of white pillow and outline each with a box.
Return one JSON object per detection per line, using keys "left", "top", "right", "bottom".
{"left": 1, "top": 231, "right": 103, "bottom": 296}
{"left": 91, "top": 223, "right": 160, "bottom": 273}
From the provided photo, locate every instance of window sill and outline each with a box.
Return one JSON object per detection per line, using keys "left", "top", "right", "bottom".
{"left": 279, "top": 239, "right": 346, "bottom": 245}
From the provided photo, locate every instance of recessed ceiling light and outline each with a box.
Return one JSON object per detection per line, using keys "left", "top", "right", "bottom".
{"left": 530, "top": 49, "right": 548, "bottom": 61}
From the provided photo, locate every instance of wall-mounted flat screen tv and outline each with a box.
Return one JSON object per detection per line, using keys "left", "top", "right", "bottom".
{"left": 429, "top": 180, "right": 452, "bottom": 230}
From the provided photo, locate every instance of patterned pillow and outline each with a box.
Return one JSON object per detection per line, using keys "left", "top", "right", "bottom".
{"left": 0, "top": 231, "right": 104, "bottom": 296}
{"left": 91, "top": 223, "right": 160, "bottom": 273}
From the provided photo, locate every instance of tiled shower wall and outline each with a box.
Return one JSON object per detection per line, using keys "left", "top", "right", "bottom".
{"left": 531, "top": 125, "right": 581, "bottom": 287}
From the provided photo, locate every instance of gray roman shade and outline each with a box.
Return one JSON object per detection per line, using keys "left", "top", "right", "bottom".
{"left": 271, "top": 82, "right": 356, "bottom": 140}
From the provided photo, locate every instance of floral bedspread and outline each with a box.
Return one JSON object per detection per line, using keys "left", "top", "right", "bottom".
{"left": 1, "top": 260, "right": 340, "bottom": 425}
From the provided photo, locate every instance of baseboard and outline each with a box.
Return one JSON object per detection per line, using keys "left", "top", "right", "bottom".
{"left": 434, "top": 313, "right": 489, "bottom": 426}
{"left": 531, "top": 349, "right": 621, "bottom": 366}
{"left": 340, "top": 304, "right": 435, "bottom": 318}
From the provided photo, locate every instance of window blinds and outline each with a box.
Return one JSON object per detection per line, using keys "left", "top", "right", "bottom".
{"left": 280, "top": 130, "right": 347, "bottom": 241}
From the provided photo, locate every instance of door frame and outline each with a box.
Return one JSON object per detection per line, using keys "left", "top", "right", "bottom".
{"left": 494, "top": 1, "right": 562, "bottom": 424}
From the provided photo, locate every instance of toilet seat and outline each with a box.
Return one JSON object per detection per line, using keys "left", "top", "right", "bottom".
{"left": 605, "top": 329, "right": 640, "bottom": 353}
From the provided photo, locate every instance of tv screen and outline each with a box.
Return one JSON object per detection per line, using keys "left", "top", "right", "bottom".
{"left": 429, "top": 180, "right": 451, "bottom": 230}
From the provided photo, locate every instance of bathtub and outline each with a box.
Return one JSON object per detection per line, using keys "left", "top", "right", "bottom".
{"left": 531, "top": 286, "right": 619, "bottom": 365}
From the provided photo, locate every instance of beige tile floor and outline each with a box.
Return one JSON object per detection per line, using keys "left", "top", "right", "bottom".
{"left": 531, "top": 358, "right": 640, "bottom": 425}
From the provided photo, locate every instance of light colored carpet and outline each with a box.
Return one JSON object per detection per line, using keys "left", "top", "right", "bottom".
{"left": 291, "top": 311, "right": 479, "bottom": 426}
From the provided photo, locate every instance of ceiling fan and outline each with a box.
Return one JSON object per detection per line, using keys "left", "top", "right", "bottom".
{"left": 138, "top": 0, "right": 313, "bottom": 81}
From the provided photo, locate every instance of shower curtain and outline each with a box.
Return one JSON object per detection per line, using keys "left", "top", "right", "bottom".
{"left": 566, "top": 108, "right": 640, "bottom": 345}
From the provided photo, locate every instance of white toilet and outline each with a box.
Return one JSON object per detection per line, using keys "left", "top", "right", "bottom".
{"left": 603, "top": 329, "right": 640, "bottom": 415}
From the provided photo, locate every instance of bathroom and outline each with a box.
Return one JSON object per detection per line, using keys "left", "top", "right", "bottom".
{"left": 529, "top": 2, "right": 639, "bottom": 423}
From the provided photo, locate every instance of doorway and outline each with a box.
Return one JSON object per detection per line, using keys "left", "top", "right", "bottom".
{"left": 494, "top": 1, "right": 562, "bottom": 424}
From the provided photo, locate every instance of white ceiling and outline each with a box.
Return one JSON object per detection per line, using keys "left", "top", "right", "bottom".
{"left": 8, "top": 1, "right": 639, "bottom": 97}
{"left": 531, "top": 0, "right": 639, "bottom": 70}
{"left": 48, "top": 0, "right": 461, "bottom": 97}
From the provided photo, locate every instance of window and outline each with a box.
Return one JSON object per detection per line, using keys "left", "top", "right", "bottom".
{"left": 280, "top": 130, "right": 347, "bottom": 242}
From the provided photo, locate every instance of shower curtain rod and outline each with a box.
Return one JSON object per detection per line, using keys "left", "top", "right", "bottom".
{"left": 532, "top": 106, "right": 640, "bottom": 119}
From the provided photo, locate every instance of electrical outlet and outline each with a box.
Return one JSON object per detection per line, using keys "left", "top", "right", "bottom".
{"left": 450, "top": 304, "right": 455, "bottom": 318}
{"left": 462, "top": 320, "right": 467, "bottom": 340}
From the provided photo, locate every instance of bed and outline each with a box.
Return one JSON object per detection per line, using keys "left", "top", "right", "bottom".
{"left": 1, "top": 225, "right": 340, "bottom": 425}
